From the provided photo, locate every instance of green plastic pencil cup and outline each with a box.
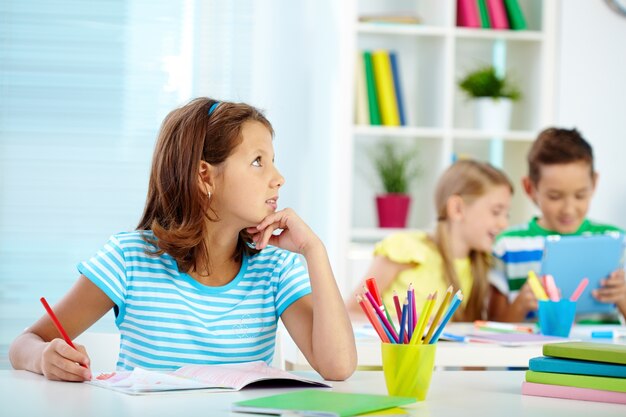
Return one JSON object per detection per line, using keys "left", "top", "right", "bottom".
{"left": 381, "top": 343, "right": 436, "bottom": 400}
{"left": 538, "top": 299, "right": 576, "bottom": 337}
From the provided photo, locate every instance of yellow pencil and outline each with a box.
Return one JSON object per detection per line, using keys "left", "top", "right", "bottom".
{"left": 527, "top": 270, "right": 549, "bottom": 301}
{"left": 411, "top": 292, "right": 436, "bottom": 345}
{"left": 423, "top": 286, "right": 453, "bottom": 344}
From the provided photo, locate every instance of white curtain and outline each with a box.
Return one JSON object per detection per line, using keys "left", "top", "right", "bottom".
{"left": 0, "top": 0, "right": 257, "bottom": 338}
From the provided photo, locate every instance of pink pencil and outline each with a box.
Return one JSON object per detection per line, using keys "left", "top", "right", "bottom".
{"left": 570, "top": 278, "right": 589, "bottom": 302}
{"left": 363, "top": 289, "right": 400, "bottom": 343}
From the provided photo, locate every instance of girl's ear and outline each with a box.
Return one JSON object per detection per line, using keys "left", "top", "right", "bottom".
{"left": 198, "top": 160, "right": 216, "bottom": 195}
{"left": 446, "top": 195, "right": 465, "bottom": 222}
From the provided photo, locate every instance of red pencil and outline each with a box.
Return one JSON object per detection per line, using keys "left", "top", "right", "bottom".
{"left": 40, "top": 297, "right": 87, "bottom": 368}
{"left": 365, "top": 277, "right": 383, "bottom": 306}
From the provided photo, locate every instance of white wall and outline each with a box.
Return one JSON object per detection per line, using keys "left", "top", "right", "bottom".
{"left": 556, "top": 0, "right": 626, "bottom": 229}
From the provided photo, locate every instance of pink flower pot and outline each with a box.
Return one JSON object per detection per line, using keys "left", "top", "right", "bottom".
{"left": 376, "top": 194, "right": 411, "bottom": 228}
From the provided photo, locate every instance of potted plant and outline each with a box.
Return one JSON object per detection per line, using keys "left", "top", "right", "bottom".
{"left": 458, "top": 65, "right": 521, "bottom": 131}
{"left": 368, "top": 141, "right": 421, "bottom": 228}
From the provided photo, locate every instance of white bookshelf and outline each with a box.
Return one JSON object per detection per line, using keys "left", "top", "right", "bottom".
{"left": 334, "top": 0, "right": 557, "bottom": 297}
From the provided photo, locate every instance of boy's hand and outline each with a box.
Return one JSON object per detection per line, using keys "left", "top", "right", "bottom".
{"left": 247, "top": 208, "right": 321, "bottom": 255}
{"left": 592, "top": 269, "right": 626, "bottom": 309}
{"left": 41, "top": 339, "right": 91, "bottom": 382}
{"left": 511, "top": 282, "right": 538, "bottom": 316}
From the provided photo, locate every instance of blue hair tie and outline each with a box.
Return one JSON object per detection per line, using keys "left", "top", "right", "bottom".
{"left": 208, "top": 102, "right": 220, "bottom": 116}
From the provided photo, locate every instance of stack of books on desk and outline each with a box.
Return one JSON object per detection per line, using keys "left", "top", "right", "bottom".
{"left": 522, "top": 341, "right": 626, "bottom": 404}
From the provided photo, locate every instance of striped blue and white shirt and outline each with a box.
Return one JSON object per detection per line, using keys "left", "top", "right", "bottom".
{"left": 78, "top": 231, "right": 311, "bottom": 371}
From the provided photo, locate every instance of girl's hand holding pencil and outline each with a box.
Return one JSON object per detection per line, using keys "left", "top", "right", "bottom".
{"left": 357, "top": 279, "right": 463, "bottom": 345}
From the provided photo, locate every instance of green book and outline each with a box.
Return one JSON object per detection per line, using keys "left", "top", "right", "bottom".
{"left": 526, "top": 370, "right": 626, "bottom": 393}
{"left": 503, "top": 0, "right": 527, "bottom": 30}
{"left": 363, "top": 51, "right": 382, "bottom": 125}
{"left": 543, "top": 342, "right": 626, "bottom": 365}
{"left": 232, "top": 390, "right": 416, "bottom": 417}
{"left": 477, "top": 0, "right": 491, "bottom": 28}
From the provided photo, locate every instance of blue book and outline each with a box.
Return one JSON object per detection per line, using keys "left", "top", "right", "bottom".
{"left": 529, "top": 356, "right": 626, "bottom": 378}
{"left": 388, "top": 51, "right": 406, "bottom": 126}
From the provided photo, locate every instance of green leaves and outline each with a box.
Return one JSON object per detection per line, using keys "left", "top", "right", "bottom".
{"left": 369, "top": 141, "right": 420, "bottom": 194}
{"left": 458, "top": 65, "right": 521, "bottom": 101}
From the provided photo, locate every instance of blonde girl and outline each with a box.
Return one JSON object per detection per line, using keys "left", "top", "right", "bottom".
{"left": 348, "top": 159, "right": 513, "bottom": 321}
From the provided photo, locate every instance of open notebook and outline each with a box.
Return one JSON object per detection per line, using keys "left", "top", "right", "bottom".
{"left": 88, "top": 361, "right": 330, "bottom": 395}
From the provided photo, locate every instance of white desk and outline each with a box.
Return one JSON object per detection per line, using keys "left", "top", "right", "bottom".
{"left": 283, "top": 323, "right": 626, "bottom": 369}
{"left": 1, "top": 370, "right": 623, "bottom": 417}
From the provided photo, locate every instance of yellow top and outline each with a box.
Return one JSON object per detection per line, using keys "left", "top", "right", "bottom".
{"left": 375, "top": 231, "right": 473, "bottom": 314}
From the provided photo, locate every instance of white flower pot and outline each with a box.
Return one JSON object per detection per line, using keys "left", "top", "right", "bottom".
{"left": 474, "top": 97, "right": 513, "bottom": 131}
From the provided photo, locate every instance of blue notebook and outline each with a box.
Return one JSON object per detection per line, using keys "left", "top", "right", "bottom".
{"left": 540, "top": 234, "right": 624, "bottom": 314}
{"left": 529, "top": 356, "right": 626, "bottom": 378}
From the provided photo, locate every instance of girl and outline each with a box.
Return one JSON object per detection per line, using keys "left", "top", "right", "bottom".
{"left": 348, "top": 160, "right": 513, "bottom": 321}
{"left": 9, "top": 98, "right": 357, "bottom": 382}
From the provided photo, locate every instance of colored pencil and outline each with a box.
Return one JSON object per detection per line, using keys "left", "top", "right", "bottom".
{"left": 365, "top": 277, "right": 383, "bottom": 306}
{"left": 40, "top": 297, "right": 88, "bottom": 369}
{"left": 544, "top": 274, "right": 560, "bottom": 301}
{"left": 407, "top": 284, "right": 414, "bottom": 340}
{"left": 474, "top": 320, "right": 534, "bottom": 334}
{"left": 415, "top": 292, "right": 437, "bottom": 344}
{"left": 398, "top": 298, "right": 409, "bottom": 344}
{"left": 392, "top": 291, "right": 403, "bottom": 325}
{"left": 423, "top": 286, "right": 453, "bottom": 344}
{"left": 410, "top": 293, "right": 432, "bottom": 344}
{"left": 527, "top": 271, "right": 549, "bottom": 301}
{"left": 429, "top": 292, "right": 464, "bottom": 344}
{"left": 364, "top": 289, "right": 399, "bottom": 343}
{"left": 356, "top": 295, "right": 389, "bottom": 343}
{"left": 570, "top": 277, "right": 589, "bottom": 302}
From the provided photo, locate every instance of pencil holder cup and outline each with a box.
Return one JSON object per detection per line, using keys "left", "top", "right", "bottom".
{"left": 381, "top": 343, "right": 436, "bottom": 401}
{"left": 538, "top": 300, "right": 576, "bottom": 337}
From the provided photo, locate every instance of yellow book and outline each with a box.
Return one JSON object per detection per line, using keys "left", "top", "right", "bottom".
{"left": 371, "top": 50, "right": 400, "bottom": 126}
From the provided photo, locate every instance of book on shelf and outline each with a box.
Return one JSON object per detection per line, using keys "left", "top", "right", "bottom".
{"left": 522, "top": 381, "right": 626, "bottom": 405}
{"left": 543, "top": 341, "right": 626, "bottom": 365}
{"left": 504, "top": 0, "right": 527, "bottom": 30}
{"left": 388, "top": 51, "right": 406, "bottom": 126}
{"left": 354, "top": 52, "right": 370, "bottom": 125}
{"left": 529, "top": 356, "right": 626, "bottom": 379}
{"left": 88, "top": 360, "right": 330, "bottom": 395}
{"left": 487, "top": 0, "right": 510, "bottom": 29}
{"left": 525, "top": 370, "right": 626, "bottom": 393}
{"left": 363, "top": 51, "right": 382, "bottom": 126}
{"left": 232, "top": 390, "right": 416, "bottom": 417}
{"left": 371, "top": 50, "right": 401, "bottom": 126}
{"left": 359, "top": 14, "right": 420, "bottom": 25}
{"left": 477, "top": 0, "right": 492, "bottom": 28}
{"left": 457, "top": 0, "right": 481, "bottom": 28}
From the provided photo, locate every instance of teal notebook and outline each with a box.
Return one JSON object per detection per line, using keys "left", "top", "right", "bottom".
{"left": 231, "top": 390, "right": 416, "bottom": 417}
{"left": 529, "top": 356, "right": 626, "bottom": 378}
{"left": 543, "top": 342, "right": 626, "bottom": 365}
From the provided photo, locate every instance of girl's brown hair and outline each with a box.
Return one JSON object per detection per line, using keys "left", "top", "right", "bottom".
{"left": 137, "top": 97, "right": 273, "bottom": 274}
{"left": 433, "top": 160, "right": 513, "bottom": 321}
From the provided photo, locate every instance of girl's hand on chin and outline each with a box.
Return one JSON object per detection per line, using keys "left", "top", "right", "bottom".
{"left": 246, "top": 208, "right": 321, "bottom": 255}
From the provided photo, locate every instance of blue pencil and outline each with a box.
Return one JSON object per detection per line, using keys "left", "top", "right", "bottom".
{"left": 398, "top": 298, "right": 408, "bottom": 344}
{"left": 429, "top": 292, "right": 464, "bottom": 344}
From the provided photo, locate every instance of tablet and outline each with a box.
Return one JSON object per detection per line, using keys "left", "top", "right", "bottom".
{"left": 540, "top": 234, "right": 624, "bottom": 314}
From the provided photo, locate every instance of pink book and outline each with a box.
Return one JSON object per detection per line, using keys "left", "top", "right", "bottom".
{"left": 486, "top": 0, "right": 510, "bottom": 29}
{"left": 522, "top": 382, "right": 626, "bottom": 405}
{"left": 457, "top": 0, "right": 480, "bottom": 28}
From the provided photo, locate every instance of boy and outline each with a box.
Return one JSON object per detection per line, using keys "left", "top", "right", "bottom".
{"left": 488, "top": 127, "right": 626, "bottom": 322}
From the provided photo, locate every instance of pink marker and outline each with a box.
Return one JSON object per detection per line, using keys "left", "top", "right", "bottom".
{"left": 570, "top": 278, "right": 589, "bottom": 302}
{"left": 544, "top": 274, "right": 560, "bottom": 301}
